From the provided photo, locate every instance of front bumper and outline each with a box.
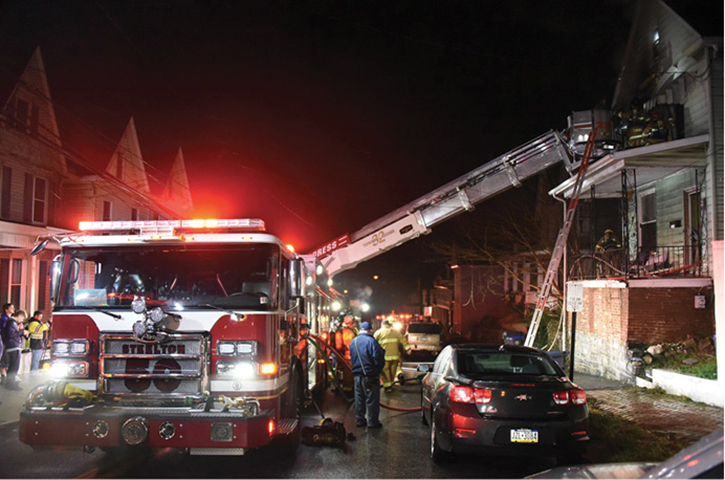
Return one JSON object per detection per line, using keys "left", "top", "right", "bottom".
{"left": 19, "top": 404, "right": 276, "bottom": 451}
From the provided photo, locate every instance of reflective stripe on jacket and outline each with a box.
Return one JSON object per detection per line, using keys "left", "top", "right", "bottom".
{"left": 374, "top": 326, "right": 410, "bottom": 361}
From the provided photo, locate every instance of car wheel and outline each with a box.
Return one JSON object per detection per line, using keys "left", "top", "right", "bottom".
{"left": 430, "top": 411, "right": 449, "bottom": 463}
{"left": 420, "top": 390, "right": 428, "bottom": 425}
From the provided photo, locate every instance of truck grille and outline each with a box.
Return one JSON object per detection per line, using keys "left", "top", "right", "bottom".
{"left": 100, "top": 334, "right": 205, "bottom": 396}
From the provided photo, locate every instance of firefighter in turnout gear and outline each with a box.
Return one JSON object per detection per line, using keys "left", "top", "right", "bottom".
{"left": 374, "top": 320, "right": 410, "bottom": 391}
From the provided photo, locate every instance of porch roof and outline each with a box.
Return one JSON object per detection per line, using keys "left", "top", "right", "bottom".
{"left": 549, "top": 134, "right": 709, "bottom": 199}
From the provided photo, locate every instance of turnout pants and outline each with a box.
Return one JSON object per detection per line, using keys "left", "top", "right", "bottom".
{"left": 381, "top": 359, "right": 401, "bottom": 389}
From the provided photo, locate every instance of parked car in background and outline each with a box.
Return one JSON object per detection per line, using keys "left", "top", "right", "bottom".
{"left": 527, "top": 427, "right": 723, "bottom": 479}
{"left": 419, "top": 344, "right": 589, "bottom": 464}
{"left": 406, "top": 322, "right": 444, "bottom": 359}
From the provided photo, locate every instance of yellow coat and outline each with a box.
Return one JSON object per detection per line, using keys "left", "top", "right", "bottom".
{"left": 374, "top": 325, "right": 410, "bottom": 361}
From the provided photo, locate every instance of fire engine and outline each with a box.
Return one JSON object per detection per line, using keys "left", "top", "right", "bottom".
{"left": 20, "top": 218, "right": 333, "bottom": 456}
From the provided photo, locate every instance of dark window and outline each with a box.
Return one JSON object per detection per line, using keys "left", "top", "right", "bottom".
{"left": 103, "top": 201, "right": 111, "bottom": 221}
{"left": 640, "top": 192, "right": 657, "bottom": 248}
{"left": 1, "top": 166, "right": 11, "bottom": 219}
{"left": 10, "top": 258, "right": 22, "bottom": 307}
{"left": 116, "top": 154, "right": 124, "bottom": 179}
{"left": 33, "top": 177, "right": 46, "bottom": 224}
{"left": 131, "top": 208, "right": 138, "bottom": 221}
{"left": 458, "top": 351, "right": 560, "bottom": 377}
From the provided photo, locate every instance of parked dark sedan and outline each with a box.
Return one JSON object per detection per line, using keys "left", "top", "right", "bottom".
{"left": 420, "top": 344, "right": 589, "bottom": 463}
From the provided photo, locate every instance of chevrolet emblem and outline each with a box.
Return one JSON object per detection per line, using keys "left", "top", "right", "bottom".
{"left": 515, "top": 394, "right": 530, "bottom": 401}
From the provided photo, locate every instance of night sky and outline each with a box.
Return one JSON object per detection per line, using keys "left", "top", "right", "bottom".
{"left": 2, "top": 0, "right": 715, "bottom": 313}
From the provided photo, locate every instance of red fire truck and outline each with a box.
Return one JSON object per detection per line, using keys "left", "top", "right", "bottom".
{"left": 20, "top": 218, "right": 332, "bottom": 456}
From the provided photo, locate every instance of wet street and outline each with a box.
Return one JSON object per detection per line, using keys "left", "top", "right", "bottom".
{"left": 0, "top": 383, "right": 556, "bottom": 478}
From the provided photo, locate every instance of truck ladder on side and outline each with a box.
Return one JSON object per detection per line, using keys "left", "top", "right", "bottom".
{"left": 523, "top": 126, "right": 600, "bottom": 347}
{"left": 322, "top": 131, "right": 574, "bottom": 276}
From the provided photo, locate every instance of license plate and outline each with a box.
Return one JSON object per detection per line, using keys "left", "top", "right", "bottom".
{"left": 510, "top": 428, "right": 539, "bottom": 443}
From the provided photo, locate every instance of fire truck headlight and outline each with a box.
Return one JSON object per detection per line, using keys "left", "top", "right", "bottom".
{"left": 149, "top": 307, "right": 165, "bottom": 323}
{"left": 216, "top": 340, "right": 257, "bottom": 357}
{"left": 131, "top": 297, "right": 146, "bottom": 314}
{"left": 70, "top": 341, "right": 89, "bottom": 355}
{"left": 53, "top": 342, "right": 69, "bottom": 355}
{"left": 217, "top": 361, "right": 255, "bottom": 379}
{"left": 50, "top": 361, "right": 88, "bottom": 379}
{"left": 53, "top": 340, "right": 88, "bottom": 356}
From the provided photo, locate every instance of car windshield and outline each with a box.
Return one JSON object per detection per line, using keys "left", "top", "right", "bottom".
{"left": 56, "top": 243, "right": 280, "bottom": 310}
{"left": 458, "top": 351, "right": 560, "bottom": 376}
{"left": 407, "top": 323, "right": 443, "bottom": 335}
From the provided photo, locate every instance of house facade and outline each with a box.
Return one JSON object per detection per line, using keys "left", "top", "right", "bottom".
{"left": 550, "top": 0, "right": 723, "bottom": 383}
{"left": 0, "top": 48, "right": 194, "bottom": 315}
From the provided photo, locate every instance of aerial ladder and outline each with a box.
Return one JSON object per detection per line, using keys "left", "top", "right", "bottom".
{"left": 523, "top": 124, "right": 600, "bottom": 347}
{"left": 316, "top": 130, "right": 577, "bottom": 276}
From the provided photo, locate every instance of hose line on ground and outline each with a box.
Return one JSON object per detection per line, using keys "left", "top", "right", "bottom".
{"left": 308, "top": 334, "right": 422, "bottom": 412}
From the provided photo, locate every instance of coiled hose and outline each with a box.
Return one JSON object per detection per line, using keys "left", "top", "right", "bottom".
{"left": 308, "top": 334, "right": 421, "bottom": 412}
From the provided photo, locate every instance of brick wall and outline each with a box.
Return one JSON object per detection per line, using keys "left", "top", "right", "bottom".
{"left": 628, "top": 286, "right": 715, "bottom": 342}
{"left": 573, "top": 283, "right": 715, "bottom": 383}
{"left": 574, "top": 285, "right": 632, "bottom": 382}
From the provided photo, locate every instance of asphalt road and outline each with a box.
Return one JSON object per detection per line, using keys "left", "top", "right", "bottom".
{"left": 0, "top": 383, "right": 558, "bottom": 478}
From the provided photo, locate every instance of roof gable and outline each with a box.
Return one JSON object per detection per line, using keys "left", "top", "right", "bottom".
{"left": 105, "top": 117, "right": 150, "bottom": 194}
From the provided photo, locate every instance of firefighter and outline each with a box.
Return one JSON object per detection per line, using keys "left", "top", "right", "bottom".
{"left": 28, "top": 311, "right": 49, "bottom": 373}
{"left": 374, "top": 320, "right": 410, "bottom": 391}
{"left": 334, "top": 313, "right": 358, "bottom": 393}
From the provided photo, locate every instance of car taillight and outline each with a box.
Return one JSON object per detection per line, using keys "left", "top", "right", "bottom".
{"left": 451, "top": 385, "right": 492, "bottom": 404}
{"left": 553, "top": 389, "right": 587, "bottom": 405}
{"left": 451, "top": 385, "right": 474, "bottom": 403}
{"left": 553, "top": 390, "right": 570, "bottom": 405}
{"left": 570, "top": 388, "right": 587, "bottom": 405}
{"left": 474, "top": 388, "right": 492, "bottom": 404}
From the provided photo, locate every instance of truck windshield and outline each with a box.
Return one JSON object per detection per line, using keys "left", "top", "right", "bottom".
{"left": 56, "top": 244, "right": 280, "bottom": 311}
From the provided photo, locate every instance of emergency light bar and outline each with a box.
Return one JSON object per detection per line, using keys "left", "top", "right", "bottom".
{"left": 78, "top": 218, "right": 266, "bottom": 235}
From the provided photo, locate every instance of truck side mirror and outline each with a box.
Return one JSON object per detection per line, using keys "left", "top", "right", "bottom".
{"left": 289, "top": 258, "right": 305, "bottom": 299}
{"left": 49, "top": 256, "right": 62, "bottom": 303}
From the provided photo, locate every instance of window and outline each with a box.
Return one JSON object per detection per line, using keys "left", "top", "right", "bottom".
{"left": 131, "top": 208, "right": 138, "bottom": 221}
{"left": 10, "top": 258, "right": 22, "bottom": 307}
{"left": 32, "top": 177, "right": 47, "bottom": 224}
{"left": 1, "top": 166, "right": 11, "bottom": 219}
{"left": 640, "top": 191, "right": 657, "bottom": 248}
{"left": 103, "top": 201, "right": 112, "bottom": 221}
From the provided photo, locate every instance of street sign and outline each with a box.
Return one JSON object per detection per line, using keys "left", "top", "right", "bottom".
{"left": 566, "top": 282, "right": 584, "bottom": 312}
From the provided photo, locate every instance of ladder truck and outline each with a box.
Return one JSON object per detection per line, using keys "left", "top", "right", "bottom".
{"left": 315, "top": 109, "right": 619, "bottom": 341}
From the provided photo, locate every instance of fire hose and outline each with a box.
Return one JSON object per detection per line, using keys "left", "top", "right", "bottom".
{"left": 308, "top": 334, "right": 421, "bottom": 412}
